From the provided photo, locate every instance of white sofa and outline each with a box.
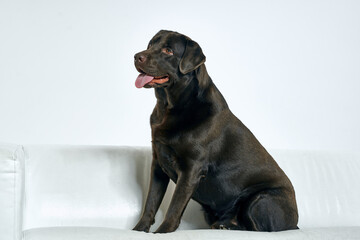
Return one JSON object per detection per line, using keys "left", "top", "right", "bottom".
{"left": 1, "top": 143, "right": 360, "bottom": 240}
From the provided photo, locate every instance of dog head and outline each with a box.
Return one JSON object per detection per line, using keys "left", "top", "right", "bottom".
{"left": 134, "top": 30, "right": 206, "bottom": 89}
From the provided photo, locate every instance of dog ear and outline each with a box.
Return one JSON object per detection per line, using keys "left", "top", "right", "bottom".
{"left": 179, "top": 39, "right": 206, "bottom": 74}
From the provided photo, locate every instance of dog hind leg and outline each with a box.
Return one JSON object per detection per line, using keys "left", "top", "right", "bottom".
{"left": 240, "top": 190, "right": 298, "bottom": 231}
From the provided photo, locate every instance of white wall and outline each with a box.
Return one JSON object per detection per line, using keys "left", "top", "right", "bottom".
{"left": 0, "top": 0, "right": 359, "bottom": 151}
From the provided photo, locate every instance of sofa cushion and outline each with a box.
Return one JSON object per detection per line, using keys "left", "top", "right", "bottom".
{"left": 22, "top": 227, "right": 360, "bottom": 240}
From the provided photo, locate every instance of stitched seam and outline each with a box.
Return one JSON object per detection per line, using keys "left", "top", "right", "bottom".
{"left": 12, "top": 145, "right": 23, "bottom": 240}
{"left": 13, "top": 147, "right": 17, "bottom": 240}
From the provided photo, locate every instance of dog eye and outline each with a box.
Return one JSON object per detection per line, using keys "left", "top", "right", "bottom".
{"left": 162, "top": 48, "right": 173, "bottom": 55}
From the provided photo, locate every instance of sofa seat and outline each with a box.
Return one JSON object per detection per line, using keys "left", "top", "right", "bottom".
{"left": 22, "top": 227, "right": 360, "bottom": 240}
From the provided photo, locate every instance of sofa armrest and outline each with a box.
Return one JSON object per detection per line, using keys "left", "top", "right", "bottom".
{"left": 0, "top": 143, "right": 25, "bottom": 240}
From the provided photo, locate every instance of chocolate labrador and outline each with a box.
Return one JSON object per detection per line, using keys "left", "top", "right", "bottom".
{"left": 133, "top": 30, "right": 298, "bottom": 233}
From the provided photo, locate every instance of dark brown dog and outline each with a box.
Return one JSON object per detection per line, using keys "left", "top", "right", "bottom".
{"left": 133, "top": 30, "right": 298, "bottom": 233}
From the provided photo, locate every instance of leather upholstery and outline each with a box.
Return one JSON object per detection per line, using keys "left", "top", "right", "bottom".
{"left": 270, "top": 149, "right": 360, "bottom": 228}
{"left": 21, "top": 226, "right": 360, "bottom": 240}
{"left": 1, "top": 144, "right": 360, "bottom": 240}
{"left": 0, "top": 143, "right": 25, "bottom": 240}
{"left": 22, "top": 145, "right": 208, "bottom": 232}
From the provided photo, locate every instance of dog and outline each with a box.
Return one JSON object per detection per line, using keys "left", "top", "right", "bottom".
{"left": 132, "top": 30, "right": 298, "bottom": 233}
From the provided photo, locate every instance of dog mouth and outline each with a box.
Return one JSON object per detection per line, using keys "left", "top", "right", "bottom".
{"left": 135, "top": 69, "right": 169, "bottom": 88}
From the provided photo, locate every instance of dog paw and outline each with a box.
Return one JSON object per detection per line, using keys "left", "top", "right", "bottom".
{"left": 211, "top": 220, "right": 245, "bottom": 230}
{"left": 133, "top": 222, "right": 150, "bottom": 233}
{"left": 211, "top": 223, "right": 230, "bottom": 230}
{"left": 219, "top": 224, "right": 229, "bottom": 230}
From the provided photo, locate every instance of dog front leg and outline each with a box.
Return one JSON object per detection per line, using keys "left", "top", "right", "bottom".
{"left": 133, "top": 161, "right": 169, "bottom": 232}
{"left": 155, "top": 169, "right": 203, "bottom": 233}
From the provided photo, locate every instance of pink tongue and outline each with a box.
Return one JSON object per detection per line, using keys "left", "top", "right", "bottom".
{"left": 135, "top": 74, "right": 154, "bottom": 88}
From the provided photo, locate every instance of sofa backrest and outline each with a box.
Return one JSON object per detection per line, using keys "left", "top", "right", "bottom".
{"left": 22, "top": 146, "right": 360, "bottom": 231}
{"left": 271, "top": 149, "right": 360, "bottom": 228}
{"left": 22, "top": 146, "right": 153, "bottom": 231}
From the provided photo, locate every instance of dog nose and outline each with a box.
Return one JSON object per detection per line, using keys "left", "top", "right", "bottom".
{"left": 135, "top": 53, "right": 147, "bottom": 63}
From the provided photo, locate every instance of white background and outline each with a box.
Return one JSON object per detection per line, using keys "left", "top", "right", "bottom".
{"left": 0, "top": 0, "right": 359, "bottom": 151}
